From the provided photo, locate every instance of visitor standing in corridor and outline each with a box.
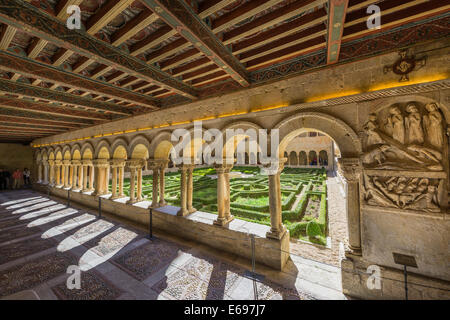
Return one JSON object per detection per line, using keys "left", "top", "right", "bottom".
{"left": 12, "top": 168, "right": 22, "bottom": 189}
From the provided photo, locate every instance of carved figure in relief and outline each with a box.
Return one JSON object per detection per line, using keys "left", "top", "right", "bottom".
{"left": 385, "top": 107, "right": 405, "bottom": 144}
{"left": 405, "top": 103, "right": 424, "bottom": 144}
{"left": 423, "top": 103, "right": 443, "bottom": 149}
{"left": 363, "top": 113, "right": 384, "bottom": 147}
{"left": 362, "top": 144, "right": 390, "bottom": 166}
{"left": 363, "top": 175, "right": 441, "bottom": 212}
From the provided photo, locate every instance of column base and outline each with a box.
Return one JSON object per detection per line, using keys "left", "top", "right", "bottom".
{"left": 266, "top": 226, "right": 287, "bottom": 240}
{"left": 158, "top": 201, "right": 167, "bottom": 207}
{"left": 347, "top": 245, "right": 362, "bottom": 256}
{"left": 213, "top": 215, "right": 234, "bottom": 227}
{"left": 111, "top": 194, "right": 125, "bottom": 200}
{"left": 188, "top": 206, "right": 197, "bottom": 214}
{"left": 177, "top": 208, "right": 189, "bottom": 216}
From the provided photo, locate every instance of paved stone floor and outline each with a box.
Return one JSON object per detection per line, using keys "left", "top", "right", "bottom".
{"left": 0, "top": 189, "right": 346, "bottom": 300}
{"left": 290, "top": 172, "right": 348, "bottom": 267}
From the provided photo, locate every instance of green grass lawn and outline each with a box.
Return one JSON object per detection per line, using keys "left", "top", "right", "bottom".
{"left": 109, "top": 166, "right": 328, "bottom": 245}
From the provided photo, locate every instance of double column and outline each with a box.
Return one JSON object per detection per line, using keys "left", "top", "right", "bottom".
{"left": 93, "top": 159, "right": 110, "bottom": 196}
{"left": 126, "top": 159, "right": 145, "bottom": 204}
{"left": 177, "top": 163, "right": 196, "bottom": 216}
{"left": 110, "top": 159, "right": 126, "bottom": 199}
{"left": 81, "top": 160, "right": 95, "bottom": 192}
{"left": 42, "top": 160, "right": 49, "bottom": 184}
{"left": 48, "top": 160, "right": 55, "bottom": 186}
{"left": 55, "top": 160, "right": 62, "bottom": 187}
{"left": 338, "top": 158, "right": 362, "bottom": 256}
{"left": 214, "top": 161, "right": 234, "bottom": 226}
{"left": 37, "top": 160, "right": 43, "bottom": 183}
{"left": 70, "top": 160, "right": 81, "bottom": 191}
{"left": 63, "top": 160, "right": 71, "bottom": 188}
{"left": 264, "top": 158, "right": 288, "bottom": 240}
{"left": 148, "top": 159, "right": 169, "bottom": 208}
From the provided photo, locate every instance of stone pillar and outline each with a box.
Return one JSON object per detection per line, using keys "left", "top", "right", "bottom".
{"left": 43, "top": 161, "right": 49, "bottom": 184}
{"left": 339, "top": 158, "right": 362, "bottom": 256}
{"left": 149, "top": 160, "right": 159, "bottom": 207}
{"left": 110, "top": 159, "right": 125, "bottom": 199}
{"left": 71, "top": 161, "right": 80, "bottom": 190}
{"left": 126, "top": 159, "right": 145, "bottom": 204}
{"left": 63, "top": 160, "right": 71, "bottom": 188}
{"left": 265, "top": 159, "right": 287, "bottom": 240}
{"left": 214, "top": 162, "right": 234, "bottom": 226}
{"left": 93, "top": 159, "right": 109, "bottom": 196}
{"left": 48, "top": 160, "right": 54, "bottom": 186}
{"left": 177, "top": 164, "right": 188, "bottom": 216}
{"left": 158, "top": 160, "right": 168, "bottom": 207}
{"left": 186, "top": 165, "right": 196, "bottom": 213}
{"left": 55, "top": 160, "right": 62, "bottom": 187}
{"left": 118, "top": 165, "right": 124, "bottom": 197}
{"left": 81, "top": 162, "right": 89, "bottom": 192}
{"left": 37, "top": 161, "right": 43, "bottom": 183}
{"left": 89, "top": 164, "right": 94, "bottom": 191}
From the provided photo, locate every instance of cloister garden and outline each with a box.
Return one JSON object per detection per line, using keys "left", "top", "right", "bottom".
{"left": 112, "top": 166, "right": 328, "bottom": 245}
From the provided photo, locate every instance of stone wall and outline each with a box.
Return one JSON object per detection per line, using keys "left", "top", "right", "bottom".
{"left": 0, "top": 143, "right": 34, "bottom": 173}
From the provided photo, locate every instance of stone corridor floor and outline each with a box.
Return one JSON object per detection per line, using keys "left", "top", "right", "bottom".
{"left": 0, "top": 189, "right": 346, "bottom": 300}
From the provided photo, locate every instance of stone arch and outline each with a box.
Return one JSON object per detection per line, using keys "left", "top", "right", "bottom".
{"left": 55, "top": 148, "right": 63, "bottom": 160}
{"left": 95, "top": 140, "right": 111, "bottom": 159}
{"left": 71, "top": 144, "right": 82, "bottom": 159}
{"left": 319, "top": 150, "right": 328, "bottom": 166}
{"left": 308, "top": 151, "right": 317, "bottom": 165}
{"left": 81, "top": 142, "right": 94, "bottom": 160}
{"left": 41, "top": 149, "right": 48, "bottom": 160}
{"left": 274, "top": 111, "right": 362, "bottom": 158}
{"left": 299, "top": 151, "right": 307, "bottom": 165}
{"left": 128, "top": 135, "right": 150, "bottom": 159}
{"left": 62, "top": 145, "right": 71, "bottom": 159}
{"left": 221, "top": 121, "right": 263, "bottom": 162}
{"left": 289, "top": 151, "right": 298, "bottom": 166}
{"left": 149, "top": 131, "right": 174, "bottom": 160}
{"left": 111, "top": 137, "right": 129, "bottom": 159}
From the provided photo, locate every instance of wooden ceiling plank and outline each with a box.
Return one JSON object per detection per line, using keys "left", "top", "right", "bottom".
{"left": 111, "top": 8, "right": 159, "bottom": 46}
{"left": 0, "top": 50, "right": 159, "bottom": 109}
{"left": 0, "top": 77, "right": 133, "bottom": 116}
{"left": 0, "top": 115, "right": 81, "bottom": 128}
{"left": 197, "top": 0, "right": 236, "bottom": 19}
{"left": 0, "top": 0, "right": 198, "bottom": 99}
{"left": 223, "top": 0, "right": 327, "bottom": 45}
{"left": 0, "top": 107, "right": 95, "bottom": 126}
{"left": 130, "top": 26, "right": 177, "bottom": 57}
{"left": 140, "top": 0, "right": 250, "bottom": 86}
{"left": 86, "top": 0, "right": 135, "bottom": 36}
{"left": 0, "top": 96, "right": 112, "bottom": 121}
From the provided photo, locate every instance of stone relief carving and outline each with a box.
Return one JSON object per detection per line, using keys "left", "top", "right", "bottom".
{"left": 361, "top": 101, "right": 447, "bottom": 213}
{"left": 362, "top": 102, "right": 446, "bottom": 172}
{"left": 363, "top": 174, "right": 443, "bottom": 212}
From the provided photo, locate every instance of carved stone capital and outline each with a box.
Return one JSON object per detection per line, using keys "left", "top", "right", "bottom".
{"left": 338, "top": 158, "right": 362, "bottom": 182}
{"left": 110, "top": 159, "right": 126, "bottom": 168}
{"left": 93, "top": 159, "right": 110, "bottom": 168}
{"left": 126, "top": 159, "right": 145, "bottom": 169}
{"left": 81, "top": 160, "right": 93, "bottom": 166}
{"left": 214, "top": 163, "right": 233, "bottom": 174}
{"left": 261, "top": 157, "right": 287, "bottom": 175}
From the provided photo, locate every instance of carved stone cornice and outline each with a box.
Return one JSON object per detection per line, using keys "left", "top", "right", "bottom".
{"left": 338, "top": 158, "right": 362, "bottom": 182}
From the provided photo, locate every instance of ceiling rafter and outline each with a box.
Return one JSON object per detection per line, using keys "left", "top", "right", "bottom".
{"left": 0, "top": 0, "right": 198, "bottom": 99}
{"left": 140, "top": 0, "right": 250, "bottom": 86}
{"left": 0, "top": 50, "right": 159, "bottom": 109}
{"left": 0, "top": 77, "right": 134, "bottom": 116}
{"left": 0, "top": 107, "right": 96, "bottom": 126}
{"left": 326, "top": 0, "right": 349, "bottom": 64}
{"left": 0, "top": 95, "right": 113, "bottom": 121}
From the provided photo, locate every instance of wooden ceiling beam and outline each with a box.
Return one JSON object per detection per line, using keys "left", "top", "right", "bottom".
{"left": 0, "top": 122, "right": 66, "bottom": 132}
{"left": 0, "top": 126, "right": 63, "bottom": 134}
{"left": 223, "top": 0, "right": 327, "bottom": 45}
{"left": 130, "top": 25, "right": 177, "bottom": 57}
{"left": 0, "top": 50, "right": 158, "bottom": 109}
{"left": 86, "top": 0, "right": 135, "bottom": 35}
{"left": 197, "top": 0, "right": 236, "bottom": 18}
{"left": 0, "top": 115, "right": 81, "bottom": 128}
{"left": 111, "top": 8, "right": 159, "bottom": 46}
{"left": 0, "top": 108, "right": 96, "bottom": 126}
{"left": 0, "top": 77, "right": 133, "bottom": 116}
{"left": 0, "top": 0, "right": 198, "bottom": 99}
{"left": 0, "top": 95, "right": 113, "bottom": 121}
{"left": 342, "top": 0, "right": 450, "bottom": 40}
{"left": 140, "top": 0, "right": 250, "bottom": 86}
{"left": 326, "top": 0, "right": 349, "bottom": 64}
{"left": 0, "top": 24, "right": 16, "bottom": 49}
